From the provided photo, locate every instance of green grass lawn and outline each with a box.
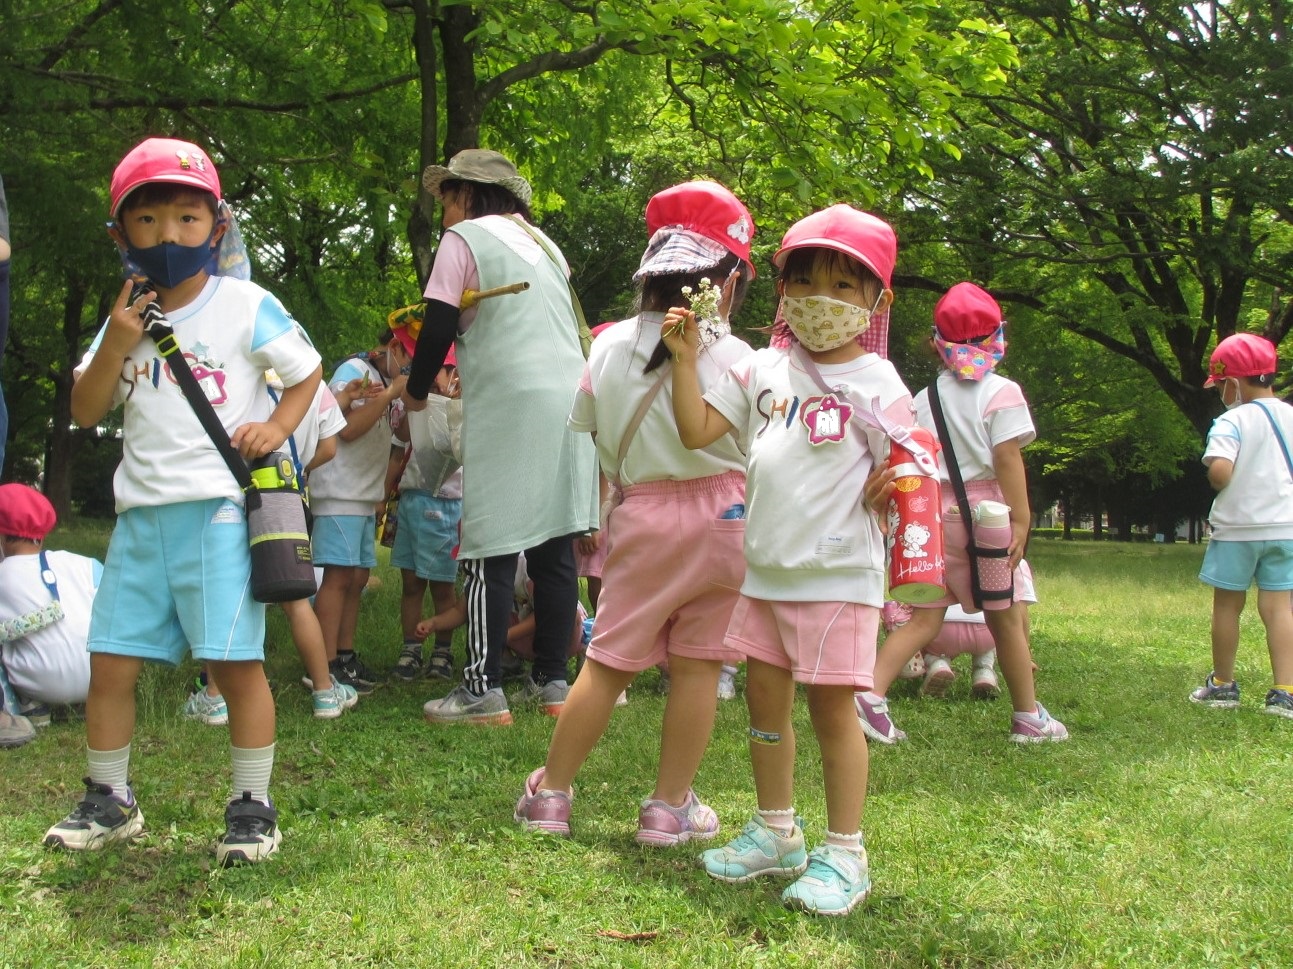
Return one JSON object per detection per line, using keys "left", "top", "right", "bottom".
{"left": 2, "top": 531, "right": 1290, "bottom": 968}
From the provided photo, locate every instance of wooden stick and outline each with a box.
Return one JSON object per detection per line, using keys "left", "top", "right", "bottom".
{"left": 460, "top": 281, "right": 530, "bottom": 308}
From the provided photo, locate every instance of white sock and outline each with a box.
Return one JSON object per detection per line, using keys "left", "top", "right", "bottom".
{"left": 87, "top": 744, "right": 132, "bottom": 802}
{"left": 230, "top": 743, "right": 275, "bottom": 806}
{"left": 825, "top": 829, "right": 865, "bottom": 856}
{"left": 757, "top": 807, "right": 796, "bottom": 836}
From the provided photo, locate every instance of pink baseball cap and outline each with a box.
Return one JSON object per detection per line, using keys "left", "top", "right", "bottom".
{"left": 772, "top": 204, "right": 896, "bottom": 288}
{"left": 933, "top": 282, "right": 1003, "bottom": 342}
{"left": 1205, "top": 333, "right": 1278, "bottom": 387}
{"left": 386, "top": 302, "right": 456, "bottom": 366}
{"left": 642, "top": 180, "right": 755, "bottom": 276}
{"left": 110, "top": 138, "right": 222, "bottom": 218}
{"left": 0, "top": 483, "right": 57, "bottom": 540}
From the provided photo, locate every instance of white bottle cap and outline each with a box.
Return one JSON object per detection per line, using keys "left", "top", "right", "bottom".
{"left": 974, "top": 500, "right": 1011, "bottom": 529}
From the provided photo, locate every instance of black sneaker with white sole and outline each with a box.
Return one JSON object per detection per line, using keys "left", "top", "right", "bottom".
{"left": 332, "top": 654, "right": 377, "bottom": 694}
{"left": 217, "top": 792, "right": 282, "bottom": 866}
{"left": 44, "top": 778, "right": 145, "bottom": 850}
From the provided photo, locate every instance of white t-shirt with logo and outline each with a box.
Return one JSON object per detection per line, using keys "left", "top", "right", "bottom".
{"left": 1204, "top": 398, "right": 1293, "bottom": 540}
{"left": 76, "top": 276, "right": 321, "bottom": 511}
{"left": 705, "top": 348, "right": 914, "bottom": 604}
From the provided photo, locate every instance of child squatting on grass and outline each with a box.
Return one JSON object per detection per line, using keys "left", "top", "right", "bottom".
{"left": 45, "top": 137, "right": 323, "bottom": 865}
{"left": 1190, "top": 333, "right": 1293, "bottom": 719}
{"left": 663, "top": 204, "right": 913, "bottom": 917}
{"left": 855, "top": 283, "right": 1068, "bottom": 744}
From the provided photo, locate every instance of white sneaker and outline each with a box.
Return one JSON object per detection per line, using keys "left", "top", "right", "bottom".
{"left": 971, "top": 650, "right": 1000, "bottom": 699}
{"left": 181, "top": 690, "right": 229, "bottom": 726}
{"left": 920, "top": 654, "right": 955, "bottom": 697}
{"left": 717, "top": 665, "right": 738, "bottom": 701}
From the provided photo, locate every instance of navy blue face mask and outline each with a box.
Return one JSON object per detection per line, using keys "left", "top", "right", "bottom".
{"left": 126, "top": 231, "right": 216, "bottom": 288}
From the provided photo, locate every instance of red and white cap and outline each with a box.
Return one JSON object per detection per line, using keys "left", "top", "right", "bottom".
{"left": 110, "top": 137, "right": 222, "bottom": 218}
{"left": 772, "top": 204, "right": 896, "bottom": 288}
{"left": 637, "top": 180, "right": 756, "bottom": 279}
{"left": 933, "top": 282, "right": 1003, "bottom": 343}
{"left": 1205, "top": 333, "right": 1278, "bottom": 387}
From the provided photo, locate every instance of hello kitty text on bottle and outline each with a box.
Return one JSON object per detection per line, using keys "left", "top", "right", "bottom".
{"left": 886, "top": 427, "right": 947, "bottom": 603}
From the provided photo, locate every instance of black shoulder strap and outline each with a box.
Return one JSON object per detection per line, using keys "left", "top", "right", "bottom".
{"left": 928, "top": 378, "right": 986, "bottom": 610}
{"left": 137, "top": 284, "right": 252, "bottom": 491}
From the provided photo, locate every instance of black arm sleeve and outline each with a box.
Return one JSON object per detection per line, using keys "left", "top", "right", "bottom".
{"left": 405, "top": 298, "right": 460, "bottom": 401}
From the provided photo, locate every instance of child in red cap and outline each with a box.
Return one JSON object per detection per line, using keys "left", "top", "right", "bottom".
{"left": 515, "top": 179, "right": 756, "bottom": 846}
{"left": 664, "top": 204, "right": 913, "bottom": 917}
{"left": 1190, "top": 332, "right": 1293, "bottom": 718}
{"left": 0, "top": 484, "right": 98, "bottom": 748}
{"left": 45, "top": 137, "right": 322, "bottom": 865}
{"left": 856, "top": 282, "right": 1068, "bottom": 745}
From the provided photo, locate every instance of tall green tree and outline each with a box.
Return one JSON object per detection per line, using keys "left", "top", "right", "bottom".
{"left": 901, "top": 0, "right": 1293, "bottom": 439}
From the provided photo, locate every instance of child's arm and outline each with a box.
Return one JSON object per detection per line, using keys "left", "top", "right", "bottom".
{"left": 71, "top": 280, "right": 150, "bottom": 428}
{"left": 339, "top": 375, "right": 406, "bottom": 442}
{"left": 991, "top": 437, "right": 1031, "bottom": 569}
{"left": 305, "top": 435, "right": 337, "bottom": 472}
{"left": 414, "top": 596, "right": 467, "bottom": 639}
{"left": 661, "top": 307, "right": 735, "bottom": 449}
{"left": 506, "top": 611, "right": 537, "bottom": 646}
{"left": 1206, "top": 457, "right": 1233, "bottom": 491}
{"left": 231, "top": 365, "right": 323, "bottom": 460}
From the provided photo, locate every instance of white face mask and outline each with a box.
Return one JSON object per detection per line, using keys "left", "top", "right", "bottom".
{"left": 1222, "top": 378, "right": 1242, "bottom": 410}
{"left": 781, "top": 293, "right": 881, "bottom": 352}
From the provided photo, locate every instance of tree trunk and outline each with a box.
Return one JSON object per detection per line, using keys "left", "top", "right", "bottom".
{"left": 408, "top": 0, "right": 442, "bottom": 287}
{"left": 46, "top": 280, "right": 90, "bottom": 518}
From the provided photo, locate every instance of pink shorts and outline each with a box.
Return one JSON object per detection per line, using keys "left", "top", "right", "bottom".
{"left": 921, "top": 480, "right": 1018, "bottom": 613}
{"left": 724, "top": 596, "right": 880, "bottom": 689}
{"left": 586, "top": 472, "right": 746, "bottom": 671}
{"left": 926, "top": 619, "right": 994, "bottom": 658}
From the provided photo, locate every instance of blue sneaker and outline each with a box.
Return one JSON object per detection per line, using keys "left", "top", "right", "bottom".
{"left": 782, "top": 844, "right": 871, "bottom": 916}
{"left": 699, "top": 815, "right": 807, "bottom": 883}
{"left": 1264, "top": 688, "right": 1293, "bottom": 719}
{"left": 182, "top": 690, "right": 228, "bottom": 726}
{"left": 1189, "top": 673, "right": 1240, "bottom": 709}
{"left": 312, "top": 677, "right": 359, "bottom": 719}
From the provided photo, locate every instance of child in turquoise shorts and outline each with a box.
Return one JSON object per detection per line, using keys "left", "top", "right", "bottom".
{"left": 44, "top": 137, "right": 322, "bottom": 865}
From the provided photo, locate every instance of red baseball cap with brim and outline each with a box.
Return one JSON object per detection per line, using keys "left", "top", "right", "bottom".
{"left": 110, "top": 138, "right": 222, "bottom": 218}
{"left": 772, "top": 204, "right": 896, "bottom": 288}
{"left": 0, "top": 483, "right": 57, "bottom": 540}
{"left": 643, "top": 180, "right": 755, "bottom": 277}
{"left": 1205, "top": 333, "right": 1278, "bottom": 387}
{"left": 933, "top": 282, "right": 1003, "bottom": 343}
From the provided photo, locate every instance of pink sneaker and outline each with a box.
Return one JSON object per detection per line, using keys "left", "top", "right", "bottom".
{"left": 514, "top": 768, "right": 572, "bottom": 836}
{"left": 635, "top": 789, "right": 720, "bottom": 847}
{"left": 1009, "top": 703, "right": 1069, "bottom": 743}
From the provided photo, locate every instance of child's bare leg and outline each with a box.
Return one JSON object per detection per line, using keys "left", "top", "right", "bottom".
{"left": 313, "top": 566, "right": 352, "bottom": 662}
{"left": 280, "top": 598, "right": 332, "bottom": 690}
{"left": 653, "top": 655, "right": 723, "bottom": 805}
{"left": 807, "top": 683, "right": 867, "bottom": 835}
{"left": 400, "top": 570, "right": 428, "bottom": 641}
{"left": 871, "top": 607, "right": 946, "bottom": 696}
{"left": 85, "top": 653, "right": 144, "bottom": 751}
{"left": 986, "top": 605, "right": 1036, "bottom": 714}
{"left": 746, "top": 658, "right": 796, "bottom": 811}
{"left": 337, "top": 567, "right": 371, "bottom": 654}
{"left": 541, "top": 658, "right": 636, "bottom": 792}
{"left": 211, "top": 660, "right": 275, "bottom": 749}
{"left": 585, "top": 576, "right": 602, "bottom": 611}
{"left": 1256, "top": 588, "right": 1293, "bottom": 685}
{"left": 427, "top": 579, "right": 458, "bottom": 653}
{"left": 1209, "top": 588, "right": 1245, "bottom": 683}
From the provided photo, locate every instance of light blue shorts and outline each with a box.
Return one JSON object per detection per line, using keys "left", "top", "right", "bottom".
{"left": 1200, "top": 539, "right": 1293, "bottom": 592}
{"left": 311, "top": 514, "right": 377, "bottom": 569}
{"left": 390, "top": 491, "right": 461, "bottom": 582}
{"left": 89, "top": 499, "right": 266, "bottom": 665}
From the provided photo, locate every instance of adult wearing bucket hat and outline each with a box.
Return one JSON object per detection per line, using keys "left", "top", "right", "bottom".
{"left": 405, "top": 148, "right": 597, "bottom": 725}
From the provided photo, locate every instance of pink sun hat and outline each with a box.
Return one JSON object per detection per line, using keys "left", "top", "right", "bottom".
{"left": 110, "top": 137, "right": 222, "bottom": 218}
{"left": 1205, "top": 333, "right": 1278, "bottom": 387}
{"left": 772, "top": 204, "right": 896, "bottom": 288}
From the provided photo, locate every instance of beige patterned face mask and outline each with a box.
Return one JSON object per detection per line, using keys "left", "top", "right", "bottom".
{"left": 780, "top": 294, "right": 880, "bottom": 352}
